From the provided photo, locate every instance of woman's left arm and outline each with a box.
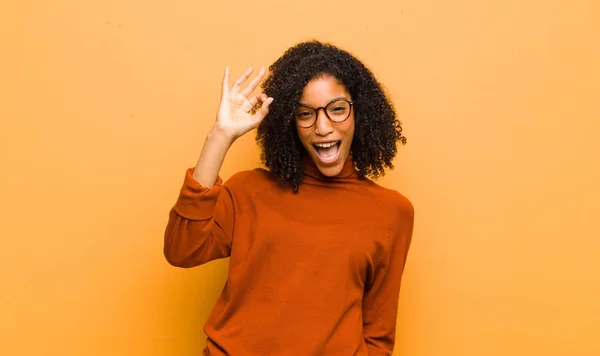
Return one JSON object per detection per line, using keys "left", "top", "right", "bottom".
{"left": 362, "top": 203, "right": 414, "bottom": 356}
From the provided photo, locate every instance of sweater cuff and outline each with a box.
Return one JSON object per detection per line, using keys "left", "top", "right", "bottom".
{"left": 173, "top": 168, "right": 224, "bottom": 220}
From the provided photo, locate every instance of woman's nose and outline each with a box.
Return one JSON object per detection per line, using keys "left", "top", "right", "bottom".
{"left": 314, "top": 108, "right": 333, "bottom": 136}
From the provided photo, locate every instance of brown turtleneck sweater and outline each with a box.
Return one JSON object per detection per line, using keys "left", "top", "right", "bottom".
{"left": 164, "top": 157, "right": 414, "bottom": 356}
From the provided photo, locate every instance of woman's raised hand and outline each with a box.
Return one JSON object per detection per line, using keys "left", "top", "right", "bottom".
{"left": 214, "top": 66, "right": 274, "bottom": 141}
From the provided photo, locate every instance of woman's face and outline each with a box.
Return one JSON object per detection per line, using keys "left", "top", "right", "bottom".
{"left": 296, "top": 75, "right": 355, "bottom": 177}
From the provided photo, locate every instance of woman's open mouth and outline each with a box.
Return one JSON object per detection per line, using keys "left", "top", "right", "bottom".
{"left": 313, "top": 141, "right": 341, "bottom": 164}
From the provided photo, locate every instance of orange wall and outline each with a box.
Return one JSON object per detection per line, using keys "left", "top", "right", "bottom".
{"left": 2, "top": 0, "right": 599, "bottom": 355}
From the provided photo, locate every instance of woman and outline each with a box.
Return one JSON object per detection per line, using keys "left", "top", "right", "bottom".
{"left": 164, "top": 41, "right": 414, "bottom": 356}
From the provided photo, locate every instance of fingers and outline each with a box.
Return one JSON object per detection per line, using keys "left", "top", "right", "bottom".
{"left": 240, "top": 66, "right": 266, "bottom": 97}
{"left": 243, "top": 93, "right": 268, "bottom": 114}
{"left": 245, "top": 95, "right": 260, "bottom": 110}
{"left": 221, "top": 66, "right": 230, "bottom": 99}
{"left": 254, "top": 96, "right": 274, "bottom": 121}
{"left": 229, "top": 66, "right": 267, "bottom": 98}
{"left": 230, "top": 66, "right": 254, "bottom": 93}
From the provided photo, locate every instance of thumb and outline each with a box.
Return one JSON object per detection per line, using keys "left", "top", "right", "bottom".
{"left": 254, "top": 97, "right": 274, "bottom": 121}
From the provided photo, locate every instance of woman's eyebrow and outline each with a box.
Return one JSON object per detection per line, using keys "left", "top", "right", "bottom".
{"left": 297, "top": 96, "right": 349, "bottom": 107}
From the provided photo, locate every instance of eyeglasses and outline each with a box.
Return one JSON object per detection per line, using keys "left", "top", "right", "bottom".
{"left": 294, "top": 98, "right": 354, "bottom": 128}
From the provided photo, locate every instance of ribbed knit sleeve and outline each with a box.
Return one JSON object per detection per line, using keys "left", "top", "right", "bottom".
{"left": 163, "top": 168, "right": 235, "bottom": 268}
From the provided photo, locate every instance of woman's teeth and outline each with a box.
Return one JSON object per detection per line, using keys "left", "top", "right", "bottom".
{"left": 314, "top": 141, "right": 338, "bottom": 148}
{"left": 313, "top": 141, "right": 340, "bottom": 162}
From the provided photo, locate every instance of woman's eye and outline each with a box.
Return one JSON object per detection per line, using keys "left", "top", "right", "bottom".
{"left": 297, "top": 111, "right": 313, "bottom": 118}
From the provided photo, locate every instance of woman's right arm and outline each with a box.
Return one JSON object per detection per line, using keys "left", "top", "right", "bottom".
{"left": 193, "top": 66, "right": 273, "bottom": 187}
{"left": 164, "top": 66, "right": 273, "bottom": 267}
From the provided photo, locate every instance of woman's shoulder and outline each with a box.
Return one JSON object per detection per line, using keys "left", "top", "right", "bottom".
{"left": 362, "top": 179, "right": 414, "bottom": 217}
{"left": 223, "top": 167, "right": 279, "bottom": 194}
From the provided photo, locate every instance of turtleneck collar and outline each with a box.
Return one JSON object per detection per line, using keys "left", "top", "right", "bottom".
{"left": 301, "top": 154, "right": 359, "bottom": 185}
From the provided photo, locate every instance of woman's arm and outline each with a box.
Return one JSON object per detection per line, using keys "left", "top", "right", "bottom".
{"left": 362, "top": 202, "right": 414, "bottom": 355}
{"left": 193, "top": 66, "right": 273, "bottom": 187}
{"left": 164, "top": 66, "right": 273, "bottom": 267}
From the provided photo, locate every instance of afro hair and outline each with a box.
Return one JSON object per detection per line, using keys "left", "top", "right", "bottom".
{"left": 256, "top": 41, "right": 406, "bottom": 192}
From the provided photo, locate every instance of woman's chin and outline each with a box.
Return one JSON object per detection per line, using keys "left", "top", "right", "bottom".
{"left": 317, "top": 164, "right": 344, "bottom": 177}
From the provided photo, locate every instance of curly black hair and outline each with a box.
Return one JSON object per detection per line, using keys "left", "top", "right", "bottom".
{"left": 256, "top": 40, "right": 406, "bottom": 192}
